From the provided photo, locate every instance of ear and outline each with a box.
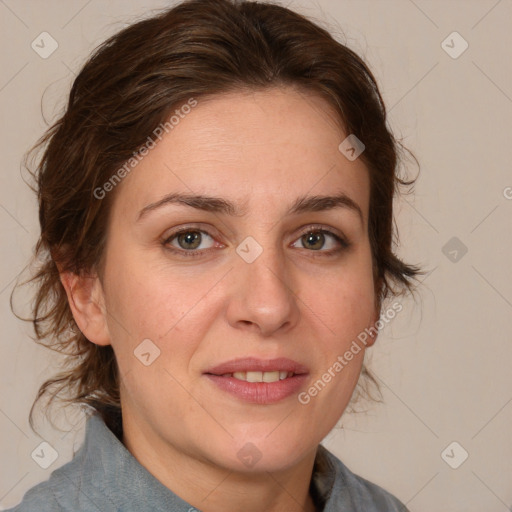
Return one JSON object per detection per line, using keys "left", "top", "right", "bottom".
{"left": 364, "top": 308, "right": 380, "bottom": 348}
{"left": 59, "top": 271, "right": 111, "bottom": 346}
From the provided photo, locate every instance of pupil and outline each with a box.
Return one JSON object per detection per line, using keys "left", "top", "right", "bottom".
{"left": 304, "top": 232, "right": 324, "bottom": 250}
{"left": 179, "top": 231, "right": 201, "bottom": 250}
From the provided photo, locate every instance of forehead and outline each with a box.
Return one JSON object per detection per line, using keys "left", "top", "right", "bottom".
{"left": 111, "top": 87, "right": 370, "bottom": 222}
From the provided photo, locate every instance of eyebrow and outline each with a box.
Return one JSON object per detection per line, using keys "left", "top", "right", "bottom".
{"left": 137, "top": 191, "right": 364, "bottom": 224}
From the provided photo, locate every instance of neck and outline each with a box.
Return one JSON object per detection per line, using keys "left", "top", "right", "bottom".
{"left": 121, "top": 413, "right": 319, "bottom": 512}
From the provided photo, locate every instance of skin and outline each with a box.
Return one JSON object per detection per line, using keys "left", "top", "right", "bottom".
{"left": 62, "top": 86, "right": 378, "bottom": 512}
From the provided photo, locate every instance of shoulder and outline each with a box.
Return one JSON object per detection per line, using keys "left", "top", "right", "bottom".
{"left": 4, "top": 452, "right": 116, "bottom": 512}
{"left": 5, "top": 414, "right": 118, "bottom": 512}
{"left": 3, "top": 452, "right": 104, "bottom": 512}
{"left": 4, "top": 480, "right": 59, "bottom": 512}
{"left": 315, "top": 445, "right": 409, "bottom": 512}
{"left": 3, "top": 469, "right": 73, "bottom": 512}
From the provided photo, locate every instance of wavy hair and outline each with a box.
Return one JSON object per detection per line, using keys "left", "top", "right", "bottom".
{"left": 14, "top": 0, "right": 422, "bottom": 435}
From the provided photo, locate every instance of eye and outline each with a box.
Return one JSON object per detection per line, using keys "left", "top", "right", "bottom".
{"left": 162, "top": 225, "right": 349, "bottom": 259}
{"left": 291, "top": 227, "right": 349, "bottom": 255}
{"left": 163, "top": 228, "right": 217, "bottom": 256}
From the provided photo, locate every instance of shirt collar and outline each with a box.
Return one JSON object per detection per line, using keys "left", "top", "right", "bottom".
{"left": 75, "top": 413, "right": 191, "bottom": 511}
{"left": 75, "top": 412, "right": 346, "bottom": 511}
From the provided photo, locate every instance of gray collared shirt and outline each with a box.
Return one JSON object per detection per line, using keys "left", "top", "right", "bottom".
{"left": 7, "top": 413, "right": 409, "bottom": 511}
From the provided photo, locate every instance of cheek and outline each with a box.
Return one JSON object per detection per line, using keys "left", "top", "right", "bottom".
{"left": 102, "top": 251, "right": 220, "bottom": 368}
{"left": 295, "top": 266, "right": 373, "bottom": 441}
{"left": 307, "top": 257, "right": 375, "bottom": 348}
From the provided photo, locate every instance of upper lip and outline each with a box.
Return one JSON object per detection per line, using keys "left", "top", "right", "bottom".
{"left": 205, "top": 357, "right": 309, "bottom": 376}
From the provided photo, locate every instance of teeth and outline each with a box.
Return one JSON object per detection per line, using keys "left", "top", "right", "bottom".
{"left": 231, "top": 371, "right": 293, "bottom": 382}
{"left": 246, "top": 371, "right": 263, "bottom": 383}
{"left": 262, "top": 371, "right": 280, "bottom": 383}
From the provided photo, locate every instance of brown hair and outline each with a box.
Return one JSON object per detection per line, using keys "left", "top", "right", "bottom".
{"left": 18, "top": 0, "right": 421, "bottom": 433}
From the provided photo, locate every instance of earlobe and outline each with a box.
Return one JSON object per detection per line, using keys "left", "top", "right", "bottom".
{"left": 365, "top": 310, "right": 380, "bottom": 348}
{"left": 366, "top": 330, "right": 377, "bottom": 348}
{"left": 59, "top": 271, "right": 111, "bottom": 346}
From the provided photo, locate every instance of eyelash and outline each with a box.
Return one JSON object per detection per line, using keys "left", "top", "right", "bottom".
{"left": 162, "top": 224, "right": 350, "bottom": 259}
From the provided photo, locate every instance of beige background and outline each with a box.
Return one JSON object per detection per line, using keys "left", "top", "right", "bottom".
{"left": 1, "top": 0, "right": 511, "bottom": 510}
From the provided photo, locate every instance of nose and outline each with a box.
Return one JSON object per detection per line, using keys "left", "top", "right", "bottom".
{"left": 225, "top": 243, "right": 300, "bottom": 338}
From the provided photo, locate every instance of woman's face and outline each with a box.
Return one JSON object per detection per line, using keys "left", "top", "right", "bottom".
{"left": 95, "top": 87, "right": 377, "bottom": 473}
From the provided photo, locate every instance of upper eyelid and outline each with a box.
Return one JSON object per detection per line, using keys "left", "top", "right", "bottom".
{"left": 163, "top": 225, "right": 219, "bottom": 243}
{"left": 163, "top": 224, "right": 347, "bottom": 247}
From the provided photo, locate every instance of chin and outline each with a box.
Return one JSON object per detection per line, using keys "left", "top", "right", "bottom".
{"left": 200, "top": 428, "right": 318, "bottom": 474}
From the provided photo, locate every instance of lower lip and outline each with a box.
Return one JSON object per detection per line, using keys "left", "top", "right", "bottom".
{"left": 205, "top": 374, "right": 308, "bottom": 404}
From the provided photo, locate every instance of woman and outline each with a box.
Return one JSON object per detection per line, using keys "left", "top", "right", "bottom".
{"left": 9, "top": 0, "right": 420, "bottom": 510}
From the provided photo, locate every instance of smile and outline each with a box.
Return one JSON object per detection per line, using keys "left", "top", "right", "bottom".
{"left": 204, "top": 357, "right": 309, "bottom": 404}
{"left": 224, "top": 371, "right": 293, "bottom": 382}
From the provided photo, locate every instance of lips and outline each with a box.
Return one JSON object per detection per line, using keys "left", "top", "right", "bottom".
{"left": 205, "top": 357, "right": 309, "bottom": 376}
{"left": 204, "top": 357, "right": 309, "bottom": 404}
